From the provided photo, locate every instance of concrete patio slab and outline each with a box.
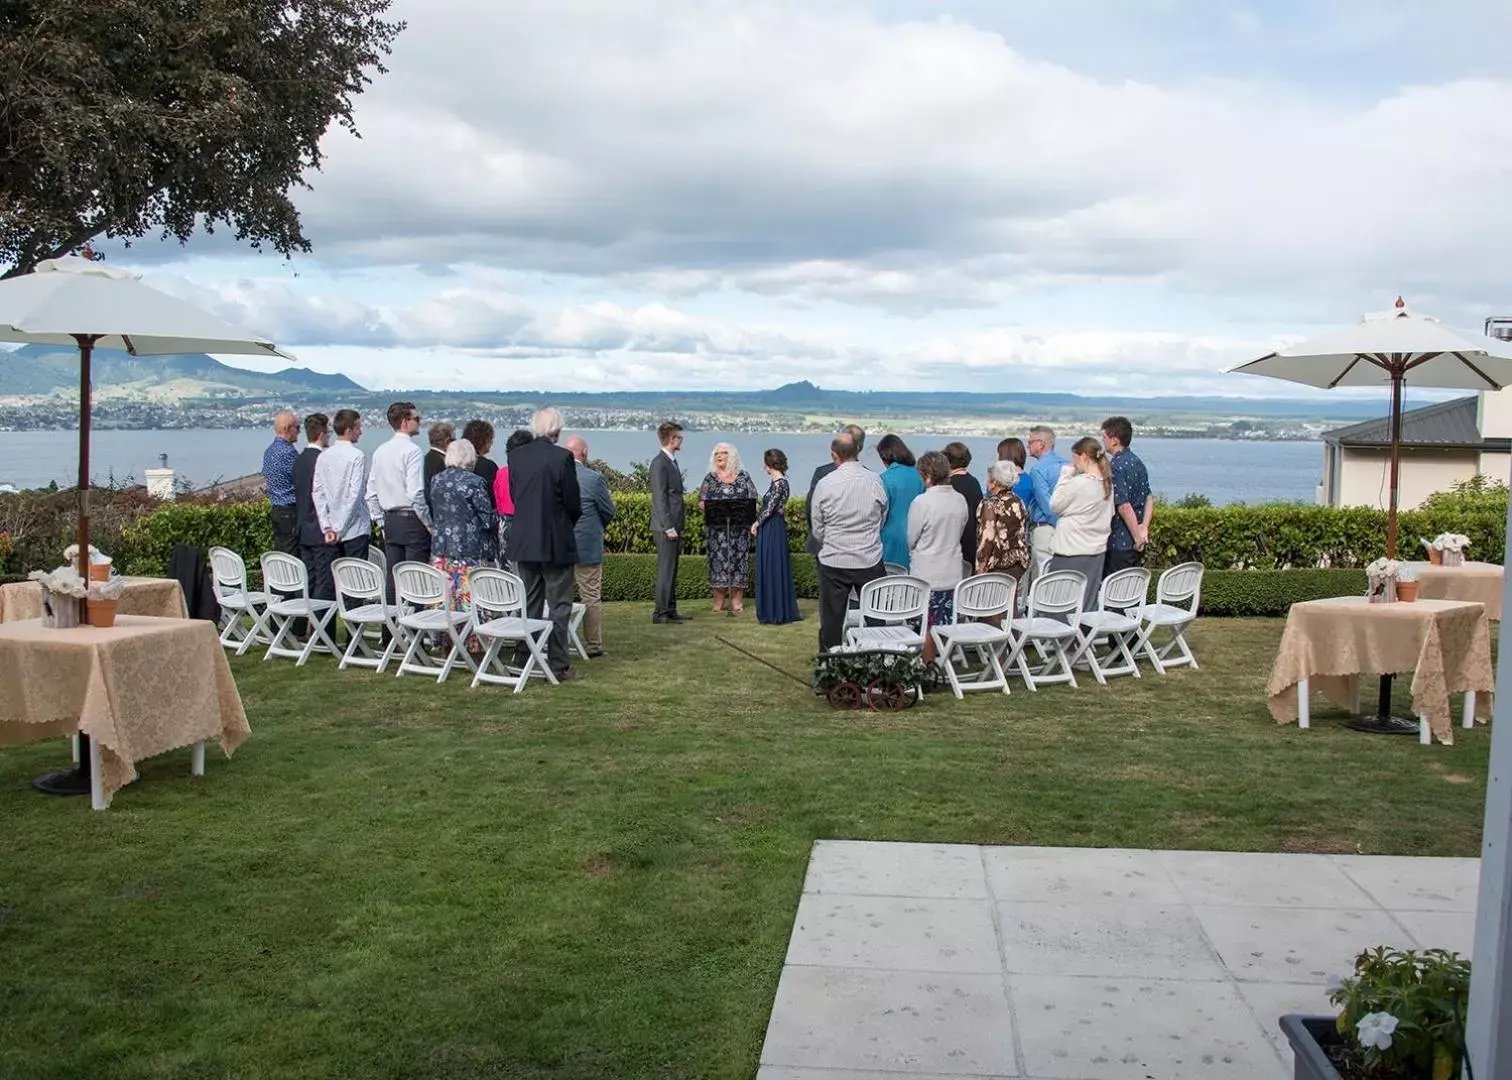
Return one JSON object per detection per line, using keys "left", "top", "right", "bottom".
{"left": 759, "top": 841, "right": 1479, "bottom": 1080}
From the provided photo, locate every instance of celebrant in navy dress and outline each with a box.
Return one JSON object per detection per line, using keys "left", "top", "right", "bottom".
{"left": 753, "top": 449, "right": 801, "bottom": 625}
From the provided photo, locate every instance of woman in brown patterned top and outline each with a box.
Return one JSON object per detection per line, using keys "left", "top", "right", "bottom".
{"left": 976, "top": 459, "right": 1031, "bottom": 581}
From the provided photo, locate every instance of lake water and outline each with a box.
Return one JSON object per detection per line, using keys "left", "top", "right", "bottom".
{"left": 0, "top": 428, "right": 1322, "bottom": 505}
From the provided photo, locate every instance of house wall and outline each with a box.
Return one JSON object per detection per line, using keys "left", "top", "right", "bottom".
{"left": 1479, "top": 388, "right": 1512, "bottom": 440}
{"left": 1335, "top": 447, "right": 1481, "bottom": 509}
{"left": 1478, "top": 451, "right": 1512, "bottom": 486}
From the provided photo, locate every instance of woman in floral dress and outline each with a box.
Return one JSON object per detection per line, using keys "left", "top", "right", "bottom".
{"left": 976, "top": 459, "right": 1032, "bottom": 594}
{"left": 699, "top": 443, "right": 759, "bottom": 614}
{"left": 429, "top": 438, "right": 499, "bottom": 649}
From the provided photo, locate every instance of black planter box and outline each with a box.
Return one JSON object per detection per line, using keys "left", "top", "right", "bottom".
{"left": 1280, "top": 1014, "right": 1344, "bottom": 1080}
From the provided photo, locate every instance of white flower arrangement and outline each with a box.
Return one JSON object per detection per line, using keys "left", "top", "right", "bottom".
{"left": 62, "top": 543, "right": 104, "bottom": 563}
{"left": 1431, "top": 533, "right": 1471, "bottom": 553}
{"left": 28, "top": 566, "right": 89, "bottom": 598}
{"left": 1365, "top": 558, "right": 1399, "bottom": 578}
{"left": 1396, "top": 562, "right": 1419, "bottom": 583}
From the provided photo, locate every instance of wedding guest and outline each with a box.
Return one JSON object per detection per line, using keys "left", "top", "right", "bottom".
{"left": 907, "top": 450, "right": 969, "bottom": 662}
{"left": 752, "top": 449, "right": 800, "bottom": 624}
{"left": 262, "top": 410, "right": 300, "bottom": 556}
{"left": 1048, "top": 436, "right": 1115, "bottom": 611}
{"left": 506, "top": 408, "right": 581, "bottom": 680}
{"left": 365, "top": 402, "right": 431, "bottom": 592}
{"left": 700, "top": 442, "right": 759, "bottom": 615}
{"left": 494, "top": 429, "right": 533, "bottom": 557}
{"left": 976, "top": 460, "right": 1031, "bottom": 585}
{"left": 424, "top": 422, "right": 454, "bottom": 509}
{"left": 293, "top": 412, "right": 332, "bottom": 615}
{"left": 564, "top": 435, "right": 616, "bottom": 657}
{"left": 997, "top": 437, "right": 1036, "bottom": 505}
{"left": 811, "top": 434, "right": 888, "bottom": 651}
{"left": 1025, "top": 425, "right": 1068, "bottom": 585}
{"left": 1101, "top": 415, "right": 1154, "bottom": 576}
{"left": 464, "top": 419, "right": 499, "bottom": 493}
{"left": 313, "top": 409, "right": 372, "bottom": 563}
{"left": 429, "top": 437, "right": 499, "bottom": 649}
{"left": 943, "top": 441, "right": 983, "bottom": 568}
{"left": 805, "top": 423, "right": 864, "bottom": 556}
{"left": 876, "top": 433, "right": 922, "bottom": 569}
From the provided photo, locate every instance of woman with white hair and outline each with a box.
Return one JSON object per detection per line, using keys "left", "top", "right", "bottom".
{"left": 976, "top": 458, "right": 1031, "bottom": 583}
{"left": 428, "top": 437, "right": 499, "bottom": 642}
{"left": 698, "top": 442, "right": 759, "bottom": 614}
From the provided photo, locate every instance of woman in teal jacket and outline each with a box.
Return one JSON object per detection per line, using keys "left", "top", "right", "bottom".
{"left": 876, "top": 433, "right": 924, "bottom": 568}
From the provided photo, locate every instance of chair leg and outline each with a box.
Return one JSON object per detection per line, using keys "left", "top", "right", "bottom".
{"left": 1298, "top": 677, "right": 1310, "bottom": 729}
{"left": 297, "top": 608, "right": 340, "bottom": 667}
{"left": 1464, "top": 691, "right": 1477, "bottom": 729}
{"left": 191, "top": 742, "right": 205, "bottom": 776}
{"left": 89, "top": 736, "right": 106, "bottom": 811}
{"left": 528, "top": 630, "right": 558, "bottom": 685}
{"left": 263, "top": 613, "right": 293, "bottom": 660}
{"left": 237, "top": 607, "right": 271, "bottom": 655}
{"left": 396, "top": 626, "right": 428, "bottom": 676}
{"left": 1419, "top": 715, "right": 1432, "bottom": 745}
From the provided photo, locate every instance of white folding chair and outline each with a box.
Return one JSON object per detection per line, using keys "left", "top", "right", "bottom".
{"left": 1137, "top": 562, "right": 1203, "bottom": 674}
{"left": 384, "top": 561, "right": 475, "bottom": 682}
{"left": 1005, "top": 569, "right": 1086, "bottom": 690}
{"left": 930, "top": 573, "right": 1016, "bottom": 698}
{"left": 1074, "top": 567, "right": 1151, "bottom": 684}
{"left": 844, "top": 575, "right": 930, "bottom": 653}
{"left": 883, "top": 562, "right": 909, "bottom": 576}
{"left": 331, "top": 557, "right": 401, "bottom": 671}
{"left": 541, "top": 599, "right": 589, "bottom": 661}
{"left": 259, "top": 552, "right": 340, "bottom": 666}
{"left": 209, "top": 546, "right": 271, "bottom": 654}
{"left": 365, "top": 546, "right": 387, "bottom": 580}
{"left": 474, "top": 569, "right": 557, "bottom": 691}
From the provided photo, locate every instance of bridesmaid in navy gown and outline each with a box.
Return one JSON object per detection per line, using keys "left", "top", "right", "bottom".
{"left": 752, "top": 449, "right": 802, "bottom": 624}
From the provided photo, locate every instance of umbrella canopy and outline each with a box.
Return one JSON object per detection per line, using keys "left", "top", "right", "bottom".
{"left": 0, "top": 255, "right": 294, "bottom": 575}
{"left": 0, "top": 256, "right": 293, "bottom": 359}
{"left": 1231, "top": 300, "right": 1512, "bottom": 556}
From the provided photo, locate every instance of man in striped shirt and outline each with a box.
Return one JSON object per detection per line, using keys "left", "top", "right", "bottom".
{"left": 810, "top": 433, "right": 889, "bottom": 651}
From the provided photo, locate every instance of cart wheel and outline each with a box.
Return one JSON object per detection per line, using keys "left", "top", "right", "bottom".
{"left": 880, "top": 685, "right": 908, "bottom": 711}
{"left": 828, "top": 682, "right": 862, "bottom": 709}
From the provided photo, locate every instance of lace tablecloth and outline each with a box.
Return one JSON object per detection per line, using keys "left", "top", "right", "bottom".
{"left": 0, "top": 615, "right": 249, "bottom": 805}
{"left": 0, "top": 576, "right": 188, "bottom": 623}
{"left": 1267, "top": 596, "right": 1493, "bottom": 745}
{"left": 1412, "top": 561, "right": 1504, "bottom": 621}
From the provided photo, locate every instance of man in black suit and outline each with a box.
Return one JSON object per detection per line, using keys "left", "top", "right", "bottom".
{"left": 291, "top": 412, "right": 330, "bottom": 638}
{"left": 649, "top": 420, "right": 687, "bottom": 623}
{"left": 805, "top": 423, "right": 865, "bottom": 555}
{"left": 423, "top": 422, "right": 453, "bottom": 511}
{"left": 505, "top": 407, "right": 582, "bottom": 680}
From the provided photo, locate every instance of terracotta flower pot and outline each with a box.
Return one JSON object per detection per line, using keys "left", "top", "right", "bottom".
{"left": 89, "top": 563, "right": 111, "bottom": 582}
{"left": 1396, "top": 580, "right": 1419, "bottom": 603}
{"left": 1428, "top": 548, "right": 1444, "bottom": 565}
{"left": 86, "top": 599, "right": 118, "bottom": 628}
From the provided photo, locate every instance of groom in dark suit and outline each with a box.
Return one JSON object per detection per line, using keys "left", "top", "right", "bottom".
{"left": 650, "top": 421, "right": 688, "bottom": 623}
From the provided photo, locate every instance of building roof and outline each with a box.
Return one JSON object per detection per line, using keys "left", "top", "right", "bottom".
{"left": 1322, "top": 395, "right": 1512, "bottom": 451}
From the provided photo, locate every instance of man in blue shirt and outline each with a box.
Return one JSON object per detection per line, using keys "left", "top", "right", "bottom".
{"left": 1026, "top": 425, "right": 1068, "bottom": 585}
{"left": 1101, "top": 416, "right": 1154, "bottom": 576}
{"left": 261, "top": 410, "right": 301, "bottom": 557}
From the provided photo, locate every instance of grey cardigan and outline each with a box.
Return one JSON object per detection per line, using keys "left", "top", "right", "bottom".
{"left": 906, "top": 484, "right": 970, "bottom": 590}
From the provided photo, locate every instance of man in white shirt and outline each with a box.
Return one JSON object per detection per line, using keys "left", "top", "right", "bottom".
{"left": 365, "top": 401, "right": 431, "bottom": 596}
{"left": 312, "top": 409, "right": 370, "bottom": 644}
{"left": 810, "top": 433, "right": 889, "bottom": 651}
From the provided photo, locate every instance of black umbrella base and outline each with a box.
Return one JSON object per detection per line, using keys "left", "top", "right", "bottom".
{"left": 1347, "top": 714, "right": 1420, "bottom": 736}
{"left": 33, "top": 766, "right": 92, "bottom": 796}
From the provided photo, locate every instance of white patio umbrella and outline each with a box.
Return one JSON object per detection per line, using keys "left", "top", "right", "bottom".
{"left": 0, "top": 255, "right": 292, "bottom": 800}
{"left": 0, "top": 256, "right": 293, "bottom": 569}
{"left": 1231, "top": 298, "right": 1512, "bottom": 557}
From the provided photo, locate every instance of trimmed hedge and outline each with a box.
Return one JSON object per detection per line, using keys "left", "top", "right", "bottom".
{"left": 1193, "top": 569, "right": 1367, "bottom": 616}
{"left": 602, "top": 554, "right": 820, "bottom": 601}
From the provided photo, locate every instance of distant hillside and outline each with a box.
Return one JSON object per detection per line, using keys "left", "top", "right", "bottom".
{"left": 0, "top": 344, "right": 364, "bottom": 398}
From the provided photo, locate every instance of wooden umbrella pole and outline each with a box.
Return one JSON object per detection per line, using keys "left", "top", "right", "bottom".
{"left": 1387, "top": 368, "right": 1403, "bottom": 559}
{"left": 76, "top": 334, "right": 95, "bottom": 583}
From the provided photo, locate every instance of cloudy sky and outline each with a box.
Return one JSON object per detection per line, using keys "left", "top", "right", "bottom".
{"left": 110, "top": 0, "right": 1512, "bottom": 398}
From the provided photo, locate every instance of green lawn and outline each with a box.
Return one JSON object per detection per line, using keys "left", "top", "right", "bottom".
{"left": 0, "top": 605, "right": 1493, "bottom": 1079}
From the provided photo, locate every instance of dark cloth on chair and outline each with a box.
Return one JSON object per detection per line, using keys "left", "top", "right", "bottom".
{"left": 169, "top": 544, "right": 220, "bottom": 622}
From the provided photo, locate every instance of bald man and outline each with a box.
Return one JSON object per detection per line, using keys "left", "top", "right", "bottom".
{"left": 565, "top": 435, "right": 616, "bottom": 656}
{"left": 261, "top": 409, "right": 301, "bottom": 557}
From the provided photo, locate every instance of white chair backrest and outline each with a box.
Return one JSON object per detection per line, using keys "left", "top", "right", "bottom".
{"left": 1029, "top": 569, "right": 1085, "bottom": 620}
{"left": 366, "top": 546, "right": 387, "bottom": 578}
{"left": 1157, "top": 562, "right": 1204, "bottom": 612}
{"left": 469, "top": 568, "right": 528, "bottom": 618}
{"left": 883, "top": 562, "right": 909, "bottom": 576}
{"left": 953, "top": 573, "right": 1016, "bottom": 622}
{"left": 209, "top": 547, "right": 249, "bottom": 597}
{"left": 1099, "top": 567, "right": 1151, "bottom": 615}
{"left": 393, "top": 561, "right": 447, "bottom": 610}
{"left": 859, "top": 575, "right": 929, "bottom": 623}
{"left": 332, "top": 558, "right": 386, "bottom": 610}
{"left": 260, "top": 551, "right": 309, "bottom": 596}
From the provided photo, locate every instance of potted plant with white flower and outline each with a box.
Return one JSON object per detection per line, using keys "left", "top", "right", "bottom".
{"left": 1281, "top": 946, "right": 1472, "bottom": 1079}
{"left": 1366, "top": 558, "right": 1400, "bottom": 603}
{"left": 28, "top": 566, "right": 90, "bottom": 628}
